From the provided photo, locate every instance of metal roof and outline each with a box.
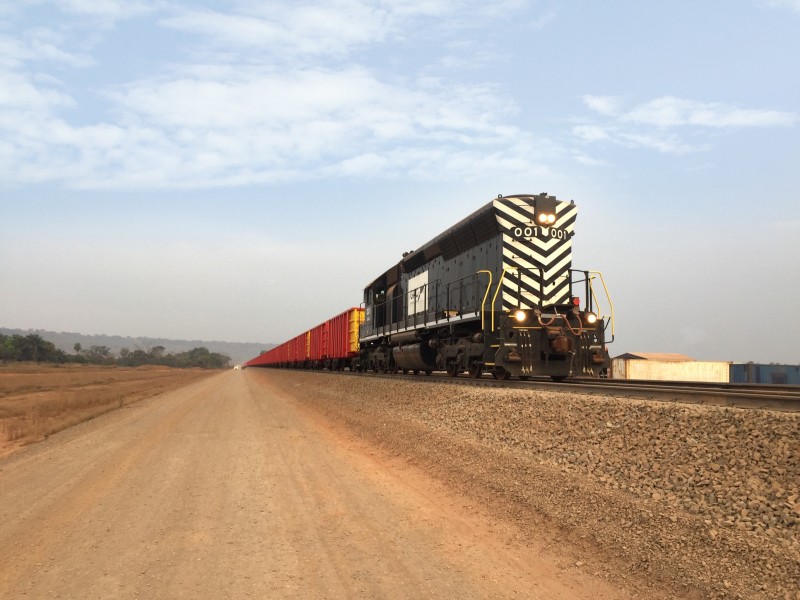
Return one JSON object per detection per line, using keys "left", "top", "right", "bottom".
{"left": 614, "top": 352, "right": 695, "bottom": 361}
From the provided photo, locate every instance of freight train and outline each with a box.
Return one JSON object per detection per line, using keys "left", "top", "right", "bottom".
{"left": 245, "top": 193, "right": 614, "bottom": 381}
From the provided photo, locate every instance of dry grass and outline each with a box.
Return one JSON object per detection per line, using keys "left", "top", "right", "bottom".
{"left": 0, "top": 364, "right": 215, "bottom": 455}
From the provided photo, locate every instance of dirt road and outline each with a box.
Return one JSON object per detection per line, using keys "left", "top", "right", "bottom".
{"left": 0, "top": 369, "right": 633, "bottom": 599}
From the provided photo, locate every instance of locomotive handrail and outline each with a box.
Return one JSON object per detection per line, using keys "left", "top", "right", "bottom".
{"left": 490, "top": 267, "right": 520, "bottom": 331}
{"left": 588, "top": 270, "right": 615, "bottom": 339}
{"left": 477, "top": 270, "right": 493, "bottom": 331}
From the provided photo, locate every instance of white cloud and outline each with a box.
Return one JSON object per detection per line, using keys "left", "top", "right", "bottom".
{"left": 51, "top": 0, "right": 157, "bottom": 20}
{"left": 0, "top": 62, "right": 544, "bottom": 188}
{"left": 0, "top": 70, "right": 74, "bottom": 110}
{"left": 618, "top": 132, "right": 698, "bottom": 155}
{"left": 625, "top": 96, "right": 796, "bottom": 128}
{"left": 528, "top": 9, "right": 556, "bottom": 31}
{"left": 574, "top": 94, "right": 796, "bottom": 154}
{"left": 159, "top": 6, "right": 387, "bottom": 58}
{"left": 758, "top": 0, "right": 800, "bottom": 13}
{"left": 572, "top": 124, "right": 610, "bottom": 142}
{"left": 583, "top": 95, "right": 621, "bottom": 116}
{"left": 0, "top": 0, "right": 550, "bottom": 189}
{"left": 0, "top": 31, "right": 93, "bottom": 69}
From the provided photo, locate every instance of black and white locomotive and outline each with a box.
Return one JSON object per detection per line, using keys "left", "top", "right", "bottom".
{"left": 358, "top": 193, "right": 613, "bottom": 380}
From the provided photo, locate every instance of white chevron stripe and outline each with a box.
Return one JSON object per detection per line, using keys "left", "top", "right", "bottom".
{"left": 494, "top": 197, "right": 574, "bottom": 309}
{"left": 494, "top": 199, "right": 533, "bottom": 223}
{"left": 502, "top": 240, "right": 573, "bottom": 275}
{"left": 502, "top": 273, "right": 542, "bottom": 292}
{"left": 502, "top": 255, "right": 573, "bottom": 284}
{"left": 503, "top": 235, "right": 572, "bottom": 256}
{"left": 502, "top": 278, "right": 569, "bottom": 308}
{"left": 502, "top": 270, "right": 570, "bottom": 293}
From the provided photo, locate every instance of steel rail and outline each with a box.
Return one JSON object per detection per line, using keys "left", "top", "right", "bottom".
{"left": 318, "top": 369, "right": 800, "bottom": 412}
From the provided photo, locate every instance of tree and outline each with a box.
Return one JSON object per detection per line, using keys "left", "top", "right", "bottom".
{"left": 85, "top": 345, "right": 113, "bottom": 364}
{"left": 19, "top": 334, "right": 57, "bottom": 362}
{"left": 0, "top": 334, "right": 20, "bottom": 362}
{"left": 148, "top": 345, "right": 166, "bottom": 363}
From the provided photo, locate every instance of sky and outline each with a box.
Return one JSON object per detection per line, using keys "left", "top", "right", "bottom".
{"left": 1, "top": 0, "right": 798, "bottom": 364}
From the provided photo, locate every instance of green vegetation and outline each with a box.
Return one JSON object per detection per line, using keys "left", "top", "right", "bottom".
{"left": 0, "top": 333, "right": 229, "bottom": 369}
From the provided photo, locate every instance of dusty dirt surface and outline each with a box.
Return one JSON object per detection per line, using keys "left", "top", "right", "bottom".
{"left": 0, "top": 369, "right": 650, "bottom": 599}
{"left": 0, "top": 365, "right": 213, "bottom": 456}
{"left": 266, "top": 371, "right": 800, "bottom": 600}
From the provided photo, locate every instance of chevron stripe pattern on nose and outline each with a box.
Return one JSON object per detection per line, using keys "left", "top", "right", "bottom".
{"left": 493, "top": 197, "right": 577, "bottom": 311}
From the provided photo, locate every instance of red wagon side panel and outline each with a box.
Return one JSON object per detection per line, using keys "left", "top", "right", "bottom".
{"left": 319, "top": 307, "right": 364, "bottom": 360}
{"left": 244, "top": 307, "right": 364, "bottom": 368}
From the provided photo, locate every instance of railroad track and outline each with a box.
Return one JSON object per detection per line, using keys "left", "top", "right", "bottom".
{"left": 325, "top": 369, "right": 800, "bottom": 412}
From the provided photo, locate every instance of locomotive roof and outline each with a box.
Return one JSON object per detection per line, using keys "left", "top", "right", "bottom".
{"left": 363, "top": 193, "right": 563, "bottom": 291}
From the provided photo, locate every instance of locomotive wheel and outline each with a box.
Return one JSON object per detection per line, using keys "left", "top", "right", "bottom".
{"left": 413, "top": 369, "right": 420, "bottom": 375}
{"left": 492, "top": 367, "right": 511, "bottom": 380}
{"left": 468, "top": 363, "right": 483, "bottom": 379}
{"left": 402, "top": 368, "right": 409, "bottom": 375}
{"left": 425, "top": 370, "right": 433, "bottom": 376}
{"left": 446, "top": 363, "right": 459, "bottom": 377}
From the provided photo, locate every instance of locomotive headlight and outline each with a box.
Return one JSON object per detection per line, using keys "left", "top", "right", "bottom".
{"left": 537, "top": 213, "right": 557, "bottom": 225}
{"left": 514, "top": 309, "right": 528, "bottom": 323}
{"left": 584, "top": 312, "right": 598, "bottom": 325}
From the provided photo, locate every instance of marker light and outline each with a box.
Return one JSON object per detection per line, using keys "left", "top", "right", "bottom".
{"left": 584, "top": 312, "right": 598, "bottom": 325}
{"left": 514, "top": 310, "right": 527, "bottom": 323}
{"left": 571, "top": 297, "right": 581, "bottom": 306}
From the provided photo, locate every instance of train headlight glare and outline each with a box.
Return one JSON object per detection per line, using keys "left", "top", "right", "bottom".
{"left": 585, "top": 312, "right": 598, "bottom": 324}
{"left": 537, "top": 213, "right": 548, "bottom": 224}
{"left": 514, "top": 310, "right": 527, "bottom": 323}
{"left": 547, "top": 214, "right": 556, "bottom": 224}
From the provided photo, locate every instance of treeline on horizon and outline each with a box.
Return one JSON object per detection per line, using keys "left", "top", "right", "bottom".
{"left": 0, "top": 333, "right": 230, "bottom": 369}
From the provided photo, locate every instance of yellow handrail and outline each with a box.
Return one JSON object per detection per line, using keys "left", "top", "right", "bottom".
{"left": 490, "top": 267, "right": 519, "bottom": 331}
{"left": 477, "top": 270, "right": 493, "bottom": 331}
{"left": 588, "top": 270, "right": 615, "bottom": 337}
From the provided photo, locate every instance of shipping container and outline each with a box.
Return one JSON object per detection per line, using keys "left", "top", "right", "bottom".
{"left": 612, "top": 354, "right": 730, "bottom": 382}
{"left": 730, "top": 363, "right": 800, "bottom": 385}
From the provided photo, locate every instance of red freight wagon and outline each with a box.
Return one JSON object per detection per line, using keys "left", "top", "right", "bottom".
{"left": 245, "top": 341, "right": 284, "bottom": 367}
{"left": 325, "top": 307, "right": 364, "bottom": 370}
{"left": 309, "top": 322, "right": 325, "bottom": 365}
{"left": 306, "top": 307, "right": 364, "bottom": 370}
{"left": 245, "top": 307, "right": 364, "bottom": 370}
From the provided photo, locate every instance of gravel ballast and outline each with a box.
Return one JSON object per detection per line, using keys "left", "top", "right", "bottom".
{"left": 267, "top": 371, "right": 800, "bottom": 600}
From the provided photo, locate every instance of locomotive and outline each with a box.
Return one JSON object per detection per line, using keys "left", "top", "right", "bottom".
{"left": 245, "top": 193, "right": 614, "bottom": 381}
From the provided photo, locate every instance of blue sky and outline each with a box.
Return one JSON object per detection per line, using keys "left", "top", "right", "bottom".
{"left": 1, "top": 0, "right": 798, "bottom": 363}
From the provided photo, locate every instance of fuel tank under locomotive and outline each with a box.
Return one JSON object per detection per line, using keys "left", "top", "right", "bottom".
{"left": 392, "top": 342, "right": 437, "bottom": 372}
